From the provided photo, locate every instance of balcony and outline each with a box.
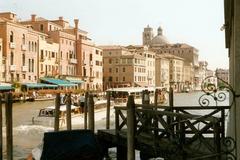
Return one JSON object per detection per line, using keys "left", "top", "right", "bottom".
{"left": 9, "top": 42, "right": 15, "bottom": 49}
{"left": 21, "top": 44, "right": 27, "bottom": 51}
{"left": 69, "top": 58, "right": 77, "bottom": 64}
{"left": 9, "top": 65, "right": 16, "bottom": 71}
{"left": 22, "top": 66, "right": 28, "bottom": 72}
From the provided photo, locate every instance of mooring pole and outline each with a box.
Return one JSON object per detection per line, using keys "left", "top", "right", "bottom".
{"left": 167, "top": 87, "right": 174, "bottom": 139}
{"left": 84, "top": 92, "right": 89, "bottom": 129}
{"left": 5, "top": 93, "right": 13, "bottom": 160}
{"left": 88, "top": 94, "right": 95, "bottom": 131}
{"left": 127, "top": 95, "right": 135, "bottom": 160}
{"left": 106, "top": 91, "right": 111, "bottom": 129}
{"left": 0, "top": 95, "right": 2, "bottom": 160}
{"left": 66, "top": 93, "right": 72, "bottom": 130}
{"left": 54, "top": 93, "right": 61, "bottom": 131}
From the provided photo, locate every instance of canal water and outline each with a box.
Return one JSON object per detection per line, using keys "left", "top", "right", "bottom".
{"left": 1, "top": 91, "right": 229, "bottom": 159}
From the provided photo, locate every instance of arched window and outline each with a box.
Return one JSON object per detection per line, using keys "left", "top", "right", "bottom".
{"left": 32, "top": 42, "right": 34, "bottom": 51}
{"left": 28, "top": 59, "right": 31, "bottom": 72}
{"left": 22, "top": 54, "right": 25, "bottom": 66}
{"left": 22, "top": 34, "right": 25, "bottom": 44}
{"left": 32, "top": 59, "right": 34, "bottom": 72}
{"left": 10, "top": 31, "right": 14, "bottom": 42}
{"left": 34, "top": 42, "right": 37, "bottom": 52}
{"left": 10, "top": 52, "right": 14, "bottom": 65}
{"left": 29, "top": 41, "right": 31, "bottom": 51}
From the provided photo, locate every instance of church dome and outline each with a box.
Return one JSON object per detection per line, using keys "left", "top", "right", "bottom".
{"left": 150, "top": 26, "right": 169, "bottom": 46}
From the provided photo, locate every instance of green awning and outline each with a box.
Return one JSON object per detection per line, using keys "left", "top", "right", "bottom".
{"left": 0, "top": 85, "right": 13, "bottom": 91}
{"left": 22, "top": 83, "right": 58, "bottom": 89}
{"left": 40, "top": 78, "right": 78, "bottom": 87}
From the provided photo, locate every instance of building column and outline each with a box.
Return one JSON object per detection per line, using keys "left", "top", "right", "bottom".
{"left": 228, "top": 0, "right": 240, "bottom": 158}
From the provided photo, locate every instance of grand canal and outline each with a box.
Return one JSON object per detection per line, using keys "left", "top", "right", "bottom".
{"left": 1, "top": 91, "right": 229, "bottom": 159}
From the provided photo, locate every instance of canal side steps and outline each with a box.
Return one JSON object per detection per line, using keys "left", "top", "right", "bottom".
{"left": 97, "top": 103, "right": 228, "bottom": 160}
{"left": 40, "top": 130, "right": 103, "bottom": 160}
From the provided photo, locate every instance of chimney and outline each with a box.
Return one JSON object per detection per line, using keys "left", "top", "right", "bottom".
{"left": 59, "top": 16, "right": 63, "bottom": 20}
{"left": 74, "top": 19, "right": 79, "bottom": 29}
{"left": 31, "top": 14, "right": 36, "bottom": 22}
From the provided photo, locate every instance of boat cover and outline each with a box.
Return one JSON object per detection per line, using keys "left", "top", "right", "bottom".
{"left": 40, "top": 130, "right": 102, "bottom": 160}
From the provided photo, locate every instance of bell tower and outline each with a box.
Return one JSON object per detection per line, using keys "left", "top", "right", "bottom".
{"left": 142, "top": 25, "right": 154, "bottom": 46}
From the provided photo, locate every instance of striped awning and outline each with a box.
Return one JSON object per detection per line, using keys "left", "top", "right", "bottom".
{"left": 22, "top": 83, "right": 58, "bottom": 89}
{"left": 40, "top": 78, "right": 78, "bottom": 87}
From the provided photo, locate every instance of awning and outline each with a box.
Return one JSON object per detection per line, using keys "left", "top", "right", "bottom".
{"left": 0, "top": 85, "right": 13, "bottom": 91}
{"left": 22, "top": 83, "right": 58, "bottom": 89}
{"left": 66, "top": 77, "right": 84, "bottom": 84}
{"left": 134, "top": 82, "right": 149, "bottom": 87}
{"left": 40, "top": 78, "right": 78, "bottom": 87}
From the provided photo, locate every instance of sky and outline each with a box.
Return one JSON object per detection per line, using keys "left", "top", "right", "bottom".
{"left": 0, "top": 0, "right": 228, "bottom": 70}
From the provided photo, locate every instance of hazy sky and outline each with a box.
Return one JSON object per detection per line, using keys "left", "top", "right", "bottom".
{"left": 0, "top": 0, "right": 228, "bottom": 70}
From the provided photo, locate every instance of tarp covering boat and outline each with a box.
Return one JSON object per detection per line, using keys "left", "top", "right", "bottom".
{"left": 40, "top": 130, "right": 102, "bottom": 160}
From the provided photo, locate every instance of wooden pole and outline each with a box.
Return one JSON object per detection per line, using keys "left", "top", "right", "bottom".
{"left": 5, "top": 93, "right": 13, "bottom": 160}
{"left": 127, "top": 95, "right": 135, "bottom": 160}
{"left": 167, "top": 87, "right": 174, "bottom": 139}
{"left": 106, "top": 91, "right": 110, "bottom": 129}
{"left": 84, "top": 92, "right": 88, "bottom": 129}
{"left": 66, "top": 93, "right": 72, "bottom": 130}
{"left": 54, "top": 93, "right": 61, "bottom": 131}
{"left": 0, "top": 95, "right": 2, "bottom": 160}
{"left": 88, "top": 94, "right": 95, "bottom": 131}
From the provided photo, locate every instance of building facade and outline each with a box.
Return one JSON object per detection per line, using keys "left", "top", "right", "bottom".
{"left": 142, "top": 25, "right": 199, "bottom": 90}
{"left": 0, "top": 12, "right": 103, "bottom": 91}
{"left": 215, "top": 68, "right": 229, "bottom": 86}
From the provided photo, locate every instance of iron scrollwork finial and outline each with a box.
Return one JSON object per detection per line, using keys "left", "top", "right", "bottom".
{"left": 198, "top": 76, "right": 234, "bottom": 107}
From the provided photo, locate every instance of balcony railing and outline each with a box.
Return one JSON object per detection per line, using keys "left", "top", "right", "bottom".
{"left": 9, "top": 42, "right": 15, "bottom": 49}
{"left": 21, "top": 66, "right": 28, "bottom": 72}
{"left": 21, "top": 44, "right": 27, "bottom": 51}
{"left": 9, "top": 65, "right": 16, "bottom": 71}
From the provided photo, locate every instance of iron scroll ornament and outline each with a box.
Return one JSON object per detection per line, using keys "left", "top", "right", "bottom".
{"left": 198, "top": 76, "right": 237, "bottom": 107}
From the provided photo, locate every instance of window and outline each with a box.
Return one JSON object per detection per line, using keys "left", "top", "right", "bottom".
{"left": 116, "top": 68, "right": 118, "bottom": 73}
{"left": 90, "top": 54, "right": 92, "bottom": 61}
{"left": 108, "top": 76, "right": 112, "bottom": 81}
{"left": 22, "top": 54, "right": 25, "bottom": 66}
{"left": 41, "top": 64, "right": 43, "bottom": 71}
{"left": 109, "top": 58, "right": 112, "bottom": 64}
{"left": 49, "top": 25, "right": 52, "bottom": 31}
{"left": 52, "top": 52, "right": 55, "bottom": 58}
{"left": 22, "top": 34, "right": 25, "bottom": 44}
{"left": 29, "top": 41, "right": 31, "bottom": 51}
{"left": 116, "top": 77, "right": 118, "bottom": 82}
{"left": 109, "top": 68, "right": 112, "bottom": 73}
{"left": 10, "top": 52, "right": 14, "bottom": 65}
{"left": 28, "top": 59, "right": 31, "bottom": 72}
{"left": 40, "top": 24, "right": 44, "bottom": 31}
{"left": 35, "top": 42, "right": 37, "bottom": 52}
{"left": 22, "top": 74, "right": 25, "bottom": 79}
{"left": 123, "top": 76, "right": 125, "bottom": 81}
{"left": 10, "top": 31, "right": 14, "bottom": 42}
{"left": 32, "top": 42, "right": 34, "bottom": 51}
{"left": 41, "top": 50, "right": 44, "bottom": 60}
{"left": 32, "top": 59, "right": 34, "bottom": 72}
{"left": 0, "top": 45, "right": 1, "bottom": 51}
{"left": 29, "top": 76, "right": 31, "bottom": 80}
{"left": 16, "top": 74, "right": 19, "bottom": 81}
{"left": 123, "top": 67, "right": 125, "bottom": 72}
